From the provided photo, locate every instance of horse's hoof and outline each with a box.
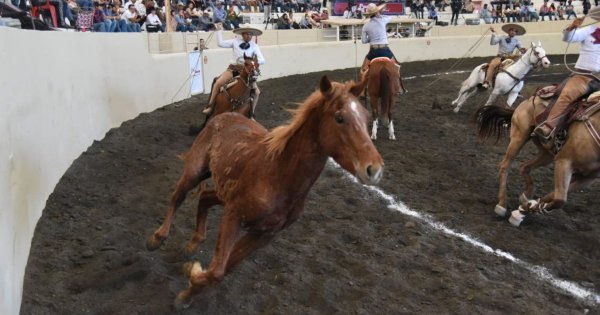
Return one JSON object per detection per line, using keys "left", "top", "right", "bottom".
{"left": 494, "top": 204, "right": 507, "bottom": 217}
{"left": 389, "top": 134, "right": 396, "bottom": 140}
{"left": 146, "top": 234, "right": 165, "bottom": 251}
{"left": 174, "top": 292, "right": 192, "bottom": 310}
{"left": 518, "top": 193, "right": 529, "bottom": 207}
{"left": 453, "top": 107, "right": 460, "bottom": 114}
{"left": 183, "top": 261, "right": 203, "bottom": 279}
{"left": 508, "top": 209, "right": 525, "bottom": 227}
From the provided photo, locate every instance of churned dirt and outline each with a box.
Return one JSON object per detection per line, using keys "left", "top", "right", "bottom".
{"left": 21, "top": 56, "right": 600, "bottom": 314}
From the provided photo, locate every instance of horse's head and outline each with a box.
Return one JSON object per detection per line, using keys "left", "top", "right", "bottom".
{"left": 527, "top": 42, "right": 550, "bottom": 69}
{"left": 317, "top": 76, "right": 384, "bottom": 185}
{"left": 242, "top": 53, "right": 260, "bottom": 83}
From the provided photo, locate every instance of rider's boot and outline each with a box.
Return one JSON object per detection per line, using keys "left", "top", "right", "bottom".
{"left": 202, "top": 103, "right": 213, "bottom": 115}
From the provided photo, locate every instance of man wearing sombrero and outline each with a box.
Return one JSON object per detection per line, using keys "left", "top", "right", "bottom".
{"left": 534, "top": 8, "right": 600, "bottom": 140}
{"left": 482, "top": 24, "right": 527, "bottom": 89}
{"left": 202, "top": 23, "right": 265, "bottom": 115}
{"left": 360, "top": 3, "right": 406, "bottom": 93}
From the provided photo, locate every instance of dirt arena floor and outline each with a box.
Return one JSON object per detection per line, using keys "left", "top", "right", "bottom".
{"left": 21, "top": 56, "right": 600, "bottom": 314}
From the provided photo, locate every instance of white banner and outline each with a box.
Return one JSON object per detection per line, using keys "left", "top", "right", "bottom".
{"left": 189, "top": 51, "right": 204, "bottom": 95}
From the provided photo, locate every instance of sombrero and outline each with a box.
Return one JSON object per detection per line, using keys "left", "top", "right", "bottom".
{"left": 501, "top": 24, "right": 526, "bottom": 36}
{"left": 233, "top": 23, "right": 263, "bottom": 36}
{"left": 364, "top": 3, "right": 386, "bottom": 17}
{"left": 588, "top": 5, "right": 600, "bottom": 22}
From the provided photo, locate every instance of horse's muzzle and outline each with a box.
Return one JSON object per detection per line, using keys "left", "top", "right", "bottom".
{"left": 359, "top": 163, "right": 383, "bottom": 185}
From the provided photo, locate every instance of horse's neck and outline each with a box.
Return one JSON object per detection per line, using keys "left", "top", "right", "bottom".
{"left": 271, "top": 118, "right": 329, "bottom": 189}
{"left": 509, "top": 50, "right": 533, "bottom": 78}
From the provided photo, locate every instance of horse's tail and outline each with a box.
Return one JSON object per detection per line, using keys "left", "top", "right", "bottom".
{"left": 379, "top": 66, "right": 393, "bottom": 125}
{"left": 474, "top": 105, "right": 514, "bottom": 143}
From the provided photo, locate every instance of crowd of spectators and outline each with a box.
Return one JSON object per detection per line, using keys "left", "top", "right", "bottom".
{"left": 479, "top": 0, "right": 591, "bottom": 24}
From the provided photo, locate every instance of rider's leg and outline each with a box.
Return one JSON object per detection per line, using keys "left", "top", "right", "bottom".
{"left": 483, "top": 57, "right": 501, "bottom": 89}
{"left": 391, "top": 55, "right": 407, "bottom": 94}
{"left": 360, "top": 56, "right": 370, "bottom": 76}
{"left": 534, "top": 75, "right": 593, "bottom": 138}
{"left": 202, "top": 70, "right": 233, "bottom": 114}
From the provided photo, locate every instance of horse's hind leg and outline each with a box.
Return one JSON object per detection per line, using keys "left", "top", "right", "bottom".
{"left": 453, "top": 87, "right": 477, "bottom": 113}
{"left": 176, "top": 209, "right": 241, "bottom": 309}
{"left": 184, "top": 185, "right": 222, "bottom": 256}
{"left": 147, "top": 167, "right": 211, "bottom": 251}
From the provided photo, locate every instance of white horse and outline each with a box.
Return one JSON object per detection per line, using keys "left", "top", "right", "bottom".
{"left": 452, "top": 42, "right": 551, "bottom": 113}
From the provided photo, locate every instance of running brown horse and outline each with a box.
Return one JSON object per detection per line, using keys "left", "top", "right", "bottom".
{"left": 189, "top": 55, "right": 260, "bottom": 135}
{"left": 146, "top": 75, "right": 383, "bottom": 308}
{"left": 475, "top": 90, "right": 600, "bottom": 226}
{"left": 366, "top": 57, "right": 401, "bottom": 140}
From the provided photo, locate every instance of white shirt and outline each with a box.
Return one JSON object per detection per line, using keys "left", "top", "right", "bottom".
{"left": 490, "top": 33, "right": 522, "bottom": 55}
{"left": 216, "top": 30, "right": 266, "bottom": 66}
{"left": 121, "top": 9, "right": 137, "bottom": 23}
{"left": 563, "top": 25, "right": 600, "bottom": 73}
{"left": 146, "top": 12, "right": 162, "bottom": 25}
{"left": 361, "top": 15, "right": 392, "bottom": 45}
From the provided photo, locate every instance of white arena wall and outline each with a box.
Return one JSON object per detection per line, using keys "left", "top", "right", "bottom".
{"left": 0, "top": 23, "right": 579, "bottom": 315}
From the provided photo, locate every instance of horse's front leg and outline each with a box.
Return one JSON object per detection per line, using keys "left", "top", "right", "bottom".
{"left": 484, "top": 91, "right": 501, "bottom": 107}
{"left": 175, "top": 210, "right": 241, "bottom": 309}
{"left": 495, "top": 125, "right": 530, "bottom": 216}
{"left": 506, "top": 83, "right": 524, "bottom": 107}
{"left": 388, "top": 120, "right": 396, "bottom": 140}
{"left": 184, "top": 185, "right": 222, "bottom": 256}
{"left": 510, "top": 159, "right": 573, "bottom": 226}
{"left": 371, "top": 96, "right": 380, "bottom": 140}
{"left": 249, "top": 84, "right": 260, "bottom": 120}
{"left": 371, "top": 118, "right": 379, "bottom": 140}
{"left": 519, "top": 146, "right": 553, "bottom": 204}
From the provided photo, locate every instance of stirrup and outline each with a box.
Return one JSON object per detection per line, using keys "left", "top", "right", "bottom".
{"left": 532, "top": 124, "right": 554, "bottom": 141}
{"left": 202, "top": 105, "right": 212, "bottom": 115}
{"left": 482, "top": 81, "right": 490, "bottom": 89}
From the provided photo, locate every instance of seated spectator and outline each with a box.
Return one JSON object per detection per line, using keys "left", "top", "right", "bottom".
{"left": 539, "top": 0, "right": 551, "bottom": 20}
{"left": 519, "top": 3, "right": 529, "bottom": 21}
{"left": 428, "top": 4, "right": 438, "bottom": 22}
{"left": 198, "top": 9, "right": 214, "bottom": 31}
{"left": 343, "top": 5, "right": 352, "bottom": 18}
{"left": 527, "top": 1, "right": 539, "bottom": 21}
{"left": 186, "top": 2, "right": 201, "bottom": 27}
{"left": 288, "top": 10, "right": 300, "bottom": 28}
{"left": 106, "top": 3, "right": 128, "bottom": 31}
{"left": 134, "top": 0, "right": 146, "bottom": 25}
{"left": 175, "top": 7, "right": 195, "bottom": 31}
{"left": 146, "top": 6, "right": 164, "bottom": 31}
{"left": 121, "top": 3, "right": 141, "bottom": 31}
{"left": 463, "top": 0, "right": 474, "bottom": 13}
{"left": 548, "top": 3, "right": 558, "bottom": 20}
{"left": 320, "top": 7, "right": 328, "bottom": 21}
{"left": 213, "top": 0, "right": 228, "bottom": 28}
{"left": 556, "top": 1, "right": 566, "bottom": 20}
{"left": 565, "top": 0, "right": 576, "bottom": 19}
{"left": 93, "top": 1, "right": 109, "bottom": 31}
{"left": 299, "top": 11, "right": 317, "bottom": 28}
{"left": 504, "top": 6, "right": 515, "bottom": 22}
{"left": 480, "top": 3, "right": 492, "bottom": 23}
{"left": 276, "top": 12, "right": 291, "bottom": 28}
{"left": 308, "top": 0, "right": 320, "bottom": 11}
{"left": 225, "top": 5, "right": 242, "bottom": 29}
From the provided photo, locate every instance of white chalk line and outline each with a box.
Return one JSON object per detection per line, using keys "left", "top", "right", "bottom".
{"left": 328, "top": 149, "right": 600, "bottom": 306}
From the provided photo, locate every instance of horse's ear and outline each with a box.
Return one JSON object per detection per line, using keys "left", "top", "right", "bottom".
{"left": 537, "top": 40, "right": 542, "bottom": 47}
{"left": 320, "top": 76, "right": 333, "bottom": 96}
{"left": 531, "top": 41, "right": 535, "bottom": 47}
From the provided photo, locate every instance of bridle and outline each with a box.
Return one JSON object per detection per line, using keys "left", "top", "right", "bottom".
{"left": 221, "top": 59, "right": 260, "bottom": 111}
{"left": 528, "top": 46, "right": 548, "bottom": 70}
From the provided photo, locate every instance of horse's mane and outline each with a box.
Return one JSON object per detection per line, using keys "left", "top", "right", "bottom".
{"left": 263, "top": 82, "right": 349, "bottom": 160}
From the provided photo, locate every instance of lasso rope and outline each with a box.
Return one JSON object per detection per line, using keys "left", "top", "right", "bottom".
{"left": 420, "top": 28, "right": 491, "bottom": 90}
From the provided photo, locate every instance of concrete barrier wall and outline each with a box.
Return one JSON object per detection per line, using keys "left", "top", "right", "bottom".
{"left": 0, "top": 24, "right": 578, "bottom": 315}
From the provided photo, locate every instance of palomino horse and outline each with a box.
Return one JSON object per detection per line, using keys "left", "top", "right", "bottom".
{"left": 452, "top": 42, "right": 550, "bottom": 113}
{"left": 366, "top": 57, "right": 401, "bottom": 140}
{"left": 147, "top": 76, "right": 383, "bottom": 308}
{"left": 189, "top": 55, "right": 260, "bottom": 135}
{"left": 475, "top": 90, "right": 600, "bottom": 226}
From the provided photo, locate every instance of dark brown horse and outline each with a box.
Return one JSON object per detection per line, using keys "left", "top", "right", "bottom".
{"left": 366, "top": 57, "right": 401, "bottom": 140}
{"left": 475, "top": 90, "right": 600, "bottom": 226}
{"left": 147, "top": 76, "right": 383, "bottom": 308}
{"left": 189, "top": 55, "right": 260, "bottom": 135}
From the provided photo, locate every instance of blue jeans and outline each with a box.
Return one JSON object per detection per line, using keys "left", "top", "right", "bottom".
{"left": 93, "top": 22, "right": 107, "bottom": 32}
{"left": 127, "top": 22, "right": 141, "bottom": 32}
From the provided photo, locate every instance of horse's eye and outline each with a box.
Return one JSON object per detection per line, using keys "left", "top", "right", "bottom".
{"left": 335, "top": 115, "right": 344, "bottom": 124}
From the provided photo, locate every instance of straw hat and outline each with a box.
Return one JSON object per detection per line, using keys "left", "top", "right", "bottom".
{"left": 501, "top": 23, "right": 526, "bottom": 36}
{"left": 233, "top": 23, "right": 263, "bottom": 36}
{"left": 363, "top": 3, "right": 386, "bottom": 17}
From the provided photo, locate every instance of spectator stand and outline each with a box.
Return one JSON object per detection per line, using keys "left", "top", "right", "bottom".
{"left": 320, "top": 17, "right": 434, "bottom": 40}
